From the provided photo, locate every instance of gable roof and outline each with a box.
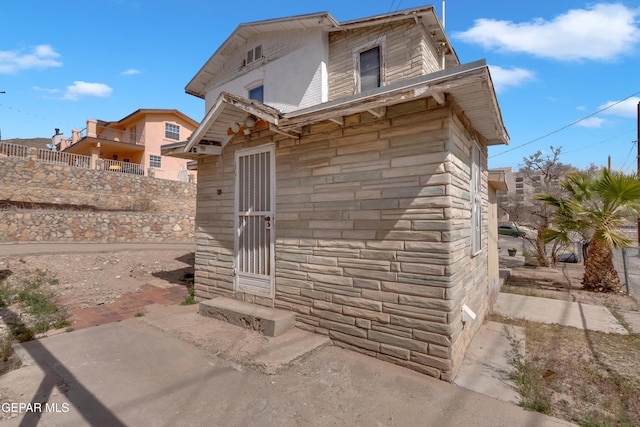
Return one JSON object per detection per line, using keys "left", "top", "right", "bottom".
{"left": 185, "top": 5, "right": 457, "bottom": 99}
{"left": 103, "top": 109, "right": 199, "bottom": 129}
{"left": 162, "top": 60, "right": 508, "bottom": 160}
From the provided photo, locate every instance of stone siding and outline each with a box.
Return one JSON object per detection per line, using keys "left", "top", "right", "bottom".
{"left": 193, "top": 97, "right": 490, "bottom": 380}
{"left": 0, "top": 151, "right": 196, "bottom": 243}
{"left": 328, "top": 19, "right": 441, "bottom": 101}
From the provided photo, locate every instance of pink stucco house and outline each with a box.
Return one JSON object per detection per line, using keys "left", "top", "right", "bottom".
{"left": 56, "top": 109, "right": 197, "bottom": 182}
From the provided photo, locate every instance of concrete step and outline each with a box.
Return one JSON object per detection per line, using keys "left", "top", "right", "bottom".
{"left": 199, "top": 297, "right": 295, "bottom": 337}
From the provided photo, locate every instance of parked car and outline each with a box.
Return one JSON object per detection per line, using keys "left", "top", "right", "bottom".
{"left": 498, "top": 224, "right": 527, "bottom": 238}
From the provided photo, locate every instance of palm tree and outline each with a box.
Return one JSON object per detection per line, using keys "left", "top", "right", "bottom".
{"left": 536, "top": 169, "right": 640, "bottom": 292}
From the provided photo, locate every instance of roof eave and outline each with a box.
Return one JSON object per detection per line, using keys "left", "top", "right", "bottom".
{"left": 279, "top": 60, "right": 509, "bottom": 147}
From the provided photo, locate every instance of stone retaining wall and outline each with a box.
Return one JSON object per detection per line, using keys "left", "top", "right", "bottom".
{"left": 0, "top": 211, "right": 194, "bottom": 243}
{"left": 0, "top": 152, "right": 195, "bottom": 214}
{"left": 0, "top": 152, "right": 196, "bottom": 243}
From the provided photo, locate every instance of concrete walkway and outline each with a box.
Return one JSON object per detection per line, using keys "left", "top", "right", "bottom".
{"left": 454, "top": 291, "right": 635, "bottom": 407}
{"left": 494, "top": 293, "right": 629, "bottom": 334}
{"left": 1, "top": 304, "right": 573, "bottom": 427}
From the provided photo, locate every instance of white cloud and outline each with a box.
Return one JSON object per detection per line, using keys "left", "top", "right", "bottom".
{"left": 32, "top": 86, "right": 61, "bottom": 94}
{"left": 0, "top": 44, "right": 63, "bottom": 74}
{"left": 599, "top": 96, "right": 640, "bottom": 118}
{"left": 577, "top": 117, "right": 607, "bottom": 128}
{"left": 489, "top": 65, "right": 535, "bottom": 92}
{"left": 454, "top": 4, "right": 640, "bottom": 61}
{"left": 62, "top": 81, "right": 113, "bottom": 100}
{"left": 121, "top": 68, "right": 141, "bottom": 75}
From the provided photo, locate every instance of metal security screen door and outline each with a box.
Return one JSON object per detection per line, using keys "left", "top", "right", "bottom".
{"left": 234, "top": 144, "right": 275, "bottom": 297}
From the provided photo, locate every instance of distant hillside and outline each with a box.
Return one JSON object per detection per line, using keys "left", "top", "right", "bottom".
{"left": 1, "top": 138, "right": 51, "bottom": 149}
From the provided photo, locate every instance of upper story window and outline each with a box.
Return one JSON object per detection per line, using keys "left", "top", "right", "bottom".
{"left": 244, "top": 45, "right": 263, "bottom": 67}
{"left": 359, "top": 46, "right": 381, "bottom": 92}
{"left": 165, "top": 123, "right": 180, "bottom": 140}
{"left": 248, "top": 85, "right": 264, "bottom": 103}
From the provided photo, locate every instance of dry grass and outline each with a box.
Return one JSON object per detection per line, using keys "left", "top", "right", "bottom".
{"left": 497, "top": 266, "right": 640, "bottom": 426}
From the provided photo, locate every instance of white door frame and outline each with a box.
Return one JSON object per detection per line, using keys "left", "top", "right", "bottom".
{"left": 234, "top": 143, "right": 275, "bottom": 298}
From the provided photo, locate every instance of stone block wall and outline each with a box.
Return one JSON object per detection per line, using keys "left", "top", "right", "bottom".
{"left": 0, "top": 153, "right": 195, "bottom": 243}
{"left": 193, "top": 96, "right": 491, "bottom": 380}
{"left": 328, "top": 19, "right": 440, "bottom": 101}
{"left": 0, "top": 153, "right": 195, "bottom": 214}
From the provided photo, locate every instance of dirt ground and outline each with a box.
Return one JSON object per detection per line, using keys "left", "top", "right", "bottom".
{"left": 0, "top": 249, "right": 194, "bottom": 319}
{"left": 505, "top": 262, "right": 640, "bottom": 311}
{"left": 501, "top": 262, "right": 640, "bottom": 425}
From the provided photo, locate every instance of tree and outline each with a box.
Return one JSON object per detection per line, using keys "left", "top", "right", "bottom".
{"left": 536, "top": 169, "right": 640, "bottom": 292}
{"left": 499, "top": 146, "right": 575, "bottom": 267}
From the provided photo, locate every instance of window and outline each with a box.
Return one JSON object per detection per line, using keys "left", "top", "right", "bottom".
{"left": 470, "top": 142, "right": 482, "bottom": 256}
{"left": 129, "top": 126, "right": 136, "bottom": 144}
{"left": 165, "top": 123, "right": 180, "bottom": 140}
{"left": 359, "top": 46, "right": 381, "bottom": 92}
{"left": 248, "top": 85, "right": 264, "bottom": 103}
{"left": 150, "top": 155, "right": 162, "bottom": 168}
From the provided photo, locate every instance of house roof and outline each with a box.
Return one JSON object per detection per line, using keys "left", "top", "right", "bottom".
{"left": 107, "top": 109, "right": 199, "bottom": 129}
{"left": 162, "top": 60, "right": 509, "bottom": 160}
{"left": 185, "top": 5, "right": 458, "bottom": 99}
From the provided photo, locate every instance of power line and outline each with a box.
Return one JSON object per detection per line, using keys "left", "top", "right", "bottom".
{"left": 562, "top": 129, "right": 635, "bottom": 155}
{"left": 490, "top": 90, "right": 640, "bottom": 159}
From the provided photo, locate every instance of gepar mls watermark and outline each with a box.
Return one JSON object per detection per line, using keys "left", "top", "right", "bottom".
{"left": 1, "top": 402, "right": 70, "bottom": 414}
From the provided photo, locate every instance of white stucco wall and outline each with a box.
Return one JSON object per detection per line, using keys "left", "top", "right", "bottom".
{"left": 204, "top": 29, "right": 328, "bottom": 114}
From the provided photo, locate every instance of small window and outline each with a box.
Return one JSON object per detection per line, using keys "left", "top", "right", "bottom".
{"left": 165, "top": 123, "right": 180, "bottom": 140}
{"left": 360, "top": 46, "right": 381, "bottom": 92}
{"left": 248, "top": 85, "right": 264, "bottom": 103}
{"left": 150, "top": 155, "right": 162, "bottom": 168}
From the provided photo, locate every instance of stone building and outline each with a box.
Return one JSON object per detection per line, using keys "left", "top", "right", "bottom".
{"left": 163, "top": 5, "right": 509, "bottom": 380}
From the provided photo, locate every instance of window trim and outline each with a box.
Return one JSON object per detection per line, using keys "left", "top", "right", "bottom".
{"left": 149, "top": 154, "right": 162, "bottom": 169}
{"left": 470, "top": 141, "right": 482, "bottom": 256}
{"left": 165, "top": 123, "right": 180, "bottom": 141}
{"left": 248, "top": 83, "right": 264, "bottom": 103}
{"left": 353, "top": 36, "right": 386, "bottom": 94}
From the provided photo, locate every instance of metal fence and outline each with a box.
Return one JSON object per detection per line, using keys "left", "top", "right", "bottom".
{"left": 614, "top": 247, "right": 640, "bottom": 298}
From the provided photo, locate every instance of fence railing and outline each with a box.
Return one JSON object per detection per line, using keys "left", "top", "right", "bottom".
{"left": 0, "top": 141, "right": 30, "bottom": 158}
{"left": 616, "top": 247, "right": 640, "bottom": 298}
{"left": 0, "top": 141, "right": 145, "bottom": 176}
{"left": 37, "top": 148, "right": 91, "bottom": 169}
{"left": 102, "top": 159, "right": 144, "bottom": 175}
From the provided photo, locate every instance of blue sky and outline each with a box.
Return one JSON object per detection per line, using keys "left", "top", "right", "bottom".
{"left": 1, "top": 1, "right": 639, "bottom": 172}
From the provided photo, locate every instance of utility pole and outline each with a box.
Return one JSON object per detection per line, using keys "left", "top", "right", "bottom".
{"left": 637, "top": 101, "right": 640, "bottom": 245}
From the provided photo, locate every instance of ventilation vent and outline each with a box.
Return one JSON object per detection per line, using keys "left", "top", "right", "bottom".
{"left": 244, "top": 45, "right": 263, "bottom": 67}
